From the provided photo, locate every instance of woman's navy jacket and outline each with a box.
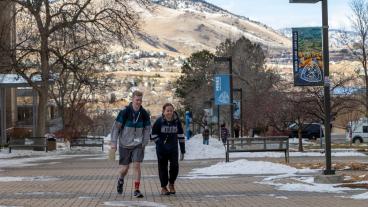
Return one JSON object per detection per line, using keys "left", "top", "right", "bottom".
{"left": 151, "top": 113, "right": 185, "bottom": 154}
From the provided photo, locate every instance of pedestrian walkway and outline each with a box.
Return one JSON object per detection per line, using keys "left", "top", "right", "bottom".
{"left": 0, "top": 154, "right": 367, "bottom": 207}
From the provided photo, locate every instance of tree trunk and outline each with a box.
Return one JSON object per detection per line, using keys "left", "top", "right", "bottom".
{"left": 363, "top": 48, "right": 368, "bottom": 117}
{"left": 361, "top": 25, "right": 367, "bottom": 116}
{"left": 36, "top": 33, "right": 50, "bottom": 137}
{"left": 298, "top": 128, "right": 303, "bottom": 152}
{"left": 36, "top": 88, "right": 48, "bottom": 136}
{"left": 365, "top": 73, "right": 368, "bottom": 117}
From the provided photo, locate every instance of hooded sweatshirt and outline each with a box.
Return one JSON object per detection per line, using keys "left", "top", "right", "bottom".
{"left": 151, "top": 112, "right": 185, "bottom": 154}
{"left": 111, "top": 103, "right": 151, "bottom": 148}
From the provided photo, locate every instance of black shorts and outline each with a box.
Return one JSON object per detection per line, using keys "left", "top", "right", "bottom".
{"left": 119, "top": 145, "right": 145, "bottom": 165}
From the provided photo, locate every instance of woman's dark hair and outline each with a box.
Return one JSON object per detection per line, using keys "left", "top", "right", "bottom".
{"left": 221, "top": 123, "right": 226, "bottom": 127}
{"left": 162, "top": 103, "right": 174, "bottom": 112}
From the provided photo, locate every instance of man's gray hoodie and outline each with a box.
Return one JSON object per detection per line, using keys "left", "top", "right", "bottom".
{"left": 111, "top": 103, "right": 151, "bottom": 148}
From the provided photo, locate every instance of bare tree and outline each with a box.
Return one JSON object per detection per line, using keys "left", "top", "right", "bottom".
{"left": 286, "top": 90, "right": 317, "bottom": 152}
{"left": 303, "top": 72, "right": 361, "bottom": 123}
{"left": 348, "top": 0, "right": 368, "bottom": 115}
{"left": 1, "top": 0, "right": 151, "bottom": 136}
{"left": 281, "top": 72, "right": 360, "bottom": 151}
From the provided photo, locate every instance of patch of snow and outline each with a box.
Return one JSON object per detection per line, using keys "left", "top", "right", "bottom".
{"left": 0, "top": 176, "right": 59, "bottom": 182}
{"left": 275, "top": 182, "right": 352, "bottom": 193}
{"left": 143, "top": 134, "right": 366, "bottom": 161}
{"left": 15, "top": 192, "right": 73, "bottom": 196}
{"left": 189, "top": 159, "right": 318, "bottom": 176}
{"left": 351, "top": 192, "right": 368, "bottom": 200}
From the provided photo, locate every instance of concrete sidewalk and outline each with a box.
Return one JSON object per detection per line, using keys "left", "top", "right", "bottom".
{"left": 0, "top": 155, "right": 367, "bottom": 207}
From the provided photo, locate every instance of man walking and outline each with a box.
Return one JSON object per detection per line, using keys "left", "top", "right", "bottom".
{"left": 202, "top": 126, "right": 210, "bottom": 145}
{"left": 110, "top": 91, "right": 151, "bottom": 198}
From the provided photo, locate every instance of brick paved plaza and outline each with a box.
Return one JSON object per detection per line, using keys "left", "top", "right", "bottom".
{"left": 0, "top": 153, "right": 367, "bottom": 207}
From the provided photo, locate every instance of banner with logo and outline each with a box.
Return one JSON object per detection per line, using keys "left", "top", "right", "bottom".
{"left": 214, "top": 74, "right": 230, "bottom": 105}
{"left": 233, "top": 100, "right": 241, "bottom": 120}
{"left": 292, "top": 27, "right": 324, "bottom": 86}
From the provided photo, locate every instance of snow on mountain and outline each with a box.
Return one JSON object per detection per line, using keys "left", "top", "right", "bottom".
{"left": 278, "top": 28, "right": 359, "bottom": 50}
{"left": 133, "top": 0, "right": 291, "bottom": 56}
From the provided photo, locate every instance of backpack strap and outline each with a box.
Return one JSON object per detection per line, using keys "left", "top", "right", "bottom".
{"left": 140, "top": 107, "right": 150, "bottom": 124}
{"left": 119, "top": 106, "right": 130, "bottom": 132}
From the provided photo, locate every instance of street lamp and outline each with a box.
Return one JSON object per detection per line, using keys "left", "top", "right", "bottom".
{"left": 290, "top": 0, "right": 334, "bottom": 175}
{"left": 214, "top": 57, "right": 234, "bottom": 139}
{"left": 233, "top": 88, "right": 243, "bottom": 137}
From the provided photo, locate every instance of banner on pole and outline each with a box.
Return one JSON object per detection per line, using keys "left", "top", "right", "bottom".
{"left": 233, "top": 100, "right": 241, "bottom": 120}
{"left": 214, "top": 74, "right": 230, "bottom": 105}
{"left": 292, "top": 27, "right": 324, "bottom": 86}
{"left": 185, "top": 111, "right": 192, "bottom": 140}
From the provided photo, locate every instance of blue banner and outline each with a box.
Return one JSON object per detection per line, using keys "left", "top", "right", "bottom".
{"left": 233, "top": 100, "right": 240, "bottom": 120}
{"left": 214, "top": 74, "right": 230, "bottom": 105}
{"left": 292, "top": 27, "right": 324, "bottom": 86}
{"left": 185, "top": 111, "right": 191, "bottom": 140}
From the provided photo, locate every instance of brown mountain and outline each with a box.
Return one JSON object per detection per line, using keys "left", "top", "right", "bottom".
{"left": 134, "top": 0, "right": 291, "bottom": 56}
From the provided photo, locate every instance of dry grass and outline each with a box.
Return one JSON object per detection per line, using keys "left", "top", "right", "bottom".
{"left": 337, "top": 183, "right": 368, "bottom": 189}
{"left": 286, "top": 161, "right": 368, "bottom": 187}
{"left": 287, "top": 162, "right": 368, "bottom": 171}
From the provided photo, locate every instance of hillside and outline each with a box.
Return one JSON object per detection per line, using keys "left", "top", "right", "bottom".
{"left": 133, "top": 0, "right": 291, "bottom": 56}
{"left": 102, "top": 0, "right": 358, "bottom": 116}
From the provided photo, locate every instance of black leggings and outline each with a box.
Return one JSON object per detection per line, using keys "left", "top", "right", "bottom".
{"left": 156, "top": 150, "right": 179, "bottom": 187}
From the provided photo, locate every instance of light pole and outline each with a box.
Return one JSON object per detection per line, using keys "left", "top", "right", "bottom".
{"left": 233, "top": 88, "right": 243, "bottom": 137}
{"left": 290, "top": 0, "right": 334, "bottom": 175}
{"left": 214, "top": 57, "right": 234, "bottom": 139}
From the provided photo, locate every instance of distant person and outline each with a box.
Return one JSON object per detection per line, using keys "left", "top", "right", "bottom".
{"left": 110, "top": 91, "right": 151, "bottom": 198}
{"left": 202, "top": 126, "right": 210, "bottom": 145}
{"left": 151, "top": 103, "right": 186, "bottom": 195}
{"left": 234, "top": 124, "right": 240, "bottom": 138}
{"left": 220, "top": 123, "right": 229, "bottom": 145}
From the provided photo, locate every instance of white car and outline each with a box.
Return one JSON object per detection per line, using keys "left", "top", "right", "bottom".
{"left": 346, "top": 117, "right": 368, "bottom": 144}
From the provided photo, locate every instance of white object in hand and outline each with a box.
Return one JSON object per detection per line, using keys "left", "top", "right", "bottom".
{"left": 108, "top": 148, "right": 116, "bottom": 161}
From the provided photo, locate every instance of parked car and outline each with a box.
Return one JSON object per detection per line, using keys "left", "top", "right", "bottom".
{"left": 288, "top": 123, "right": 324, "bottom": 140}
{"left": 346, "top": 117, "right": 368, "bottom": 144}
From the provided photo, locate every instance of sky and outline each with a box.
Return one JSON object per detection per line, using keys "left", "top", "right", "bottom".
{"left": 206, "top": 0, "right": 353, "bottom": 30}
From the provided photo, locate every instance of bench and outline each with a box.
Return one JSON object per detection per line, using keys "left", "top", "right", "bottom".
{"left": 70, "top": 137, "right": 104, "bottom": 151}
{"left": 225, "top": 136, "right": 289, "bottom": 163}
{"left": 8, "top": 137, "right": 48, "bottom": 153}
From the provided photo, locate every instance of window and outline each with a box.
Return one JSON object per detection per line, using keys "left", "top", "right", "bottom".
{"left": 363, "top": 126, "right": 368, "bottom": 133}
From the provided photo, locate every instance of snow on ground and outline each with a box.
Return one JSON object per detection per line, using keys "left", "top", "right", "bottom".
{"left": 0, "top": 141, "right": 104, "bottom": 171}
{"left": 143, "top": 134, "right": 366, "bottom": 161}
{"left": 259, "top": 176, "right": 355, "bottom": 194}
{"left": 187, "top": 156, "right": 368, "bottom": 198}
{"left": 1, "top": 134, "right": 365, "bottom": 170}
{"left": 190, "top": 159, "right": 317, "bottom": 176}
{"left": 351, "top": 192, "right": 368, "bottom": 200}
{"left": 0, "top": 176, "right": 59, "bottom": 182}
{"left": 1, "top": 134, "right": 368, "bottom": 199}
{"left": 0, "top": 154, "right": 85, "bottom": 169}
{"left": 181, "top": 135, "right": 368, "bottom": 198}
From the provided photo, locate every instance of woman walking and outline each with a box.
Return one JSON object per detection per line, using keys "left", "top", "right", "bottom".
{"left": 151, "top": 103, "right": 186, "bottom": 195}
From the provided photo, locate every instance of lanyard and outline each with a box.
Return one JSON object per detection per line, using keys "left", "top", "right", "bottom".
{"left": 133, "top": 111, "right": 141, "bottom": 132}
{"left": 133, "top": 111, "right": 141, "bottom": 124}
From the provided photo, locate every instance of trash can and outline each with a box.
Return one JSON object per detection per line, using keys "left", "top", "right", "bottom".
{"left": 47, "top": 138, "right": 57, "bottom": 151}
